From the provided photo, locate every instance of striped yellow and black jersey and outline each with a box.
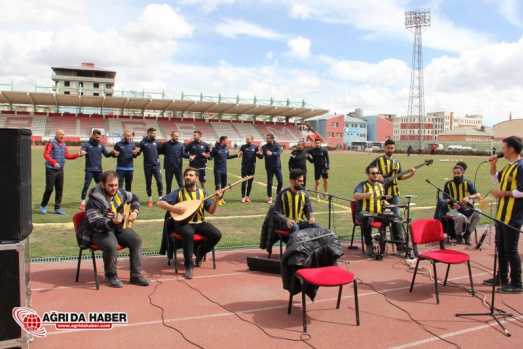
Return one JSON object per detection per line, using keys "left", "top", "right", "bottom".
{"left": 160, "top": 186, "right": 212, "bottom": 223}
{"left": 273, "top": 188, "right": 312, "bottom": 223}
{"left": 496, "top": 159, "right": 523, "bottom": 226}
{"left": 370, "top": 155, "right": 402, "bottom": 196}
{"left": 443, "top": 179, "right": 478, "bottom": 211}
{"left": 353, "top": 180, "right": 386, "bottom": 214}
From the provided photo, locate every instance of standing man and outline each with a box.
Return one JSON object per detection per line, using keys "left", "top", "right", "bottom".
{"left": 40, "top": 129, "right": 85, "bottom": 215}
{"left": 353, "top": 165, "right": 404, "bottom": 255}
{"left": 76, "top": 171, "right": 149, "bottom": 288}
{"left": 484, "top": 136, "right": 523, "bottom": 293}
{"left": 209, "top": 136, "right": 238, "bottom": 205}
{"left": 257, "top": 133, "right": 283, "bottom": 204}
{"left": 307, "top": 138, "right": 330, "bottom": 200}
{"left": 273, "top": 169, "right": 319, "bottom": 234}
{"left": 80, "top": 129, "right": 117, "bottom": 210}
{"left": 289, "top": 141, "right": 308, "bottom": 187}
{"left": 157, "top": 167, "right": 223, "bottom": 279}
{"left": 185, "top": 130, "right": 211, "bottom": 189}
{"left": 113, "top": 130, "right": 139, "bottom": 192}
{"left": 430, "top": 144, "right": 436, "bottom": 156}
{"left": 159, "top": 131, "right": 187, "bottom": 195}
{"left": 369, "top": 139, "right": 415, "bottom": 217}
{"left": 137, "top": 128, "right": 163, "bottom": 207}
{"left": 443, "top": 163, "right": 481, "bottom": 245}
{"left": 238, "top": 135, "right": 260, "bottom": 203}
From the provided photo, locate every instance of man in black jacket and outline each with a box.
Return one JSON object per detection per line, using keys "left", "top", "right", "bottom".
{"left": 289, "top": 141, "right": 308, "bottom": 187}
{"left": 257, "top": 133, "right": 283, "bottom": 204}
{"left": 238, "top": 135, "right": 261, "bottom": 203}
{"left": 80, "top": 129, "right": 117, "bottom": 210}
{"left": 113, "top": 130, "right": 138, "bottom": 192}
{"left": 210, "top": 136, "right": 238, "bottom": 205}
{"left": 185, "top": 130, "right": 211, "bottom": 189}
{"left": 77, "top": 171, "right": 149, "bottom": 288}
{"left": 137, "top": 128, "right": 163, "bottom": 207}
{"left": 160, "top": 131, "right": 188, "bottom": 194}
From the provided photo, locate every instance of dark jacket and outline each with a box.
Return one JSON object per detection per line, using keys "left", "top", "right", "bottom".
{"left": 76, "top": 185, "right": 140, "bottom": 248}
{"left": 281, "top": 228, "right": 343, "bottom": 301}
{"left": 288, "top": 149, "right": 307, "bottom": 172}
{"left": 260, "top": 205, "right": 279, "bottom": 253}
{"left": 307, "top": 147, "right": 330, "bottom": 170}
{"left": 260, "top": 141, "right": 282, "bottom": 170}
{"left": 138, "top": 137, "right": 161, "bottom": 168}
{"left": 114, "top": 140, "right": 137, "bottom": 170}
{"left": 239, "top": 143, "right": 261, "bottom": 169}
{"left": 185, "top": 140, "right": 211, "bottom": 169}
{"left": 81, "top": 138, "right": 114, "bottom": 172}
{"left": 210, "top": 142, "right": 238, "bottom": 172}
{"left": 159, "top": 140, "right": 187, "bottom": 170}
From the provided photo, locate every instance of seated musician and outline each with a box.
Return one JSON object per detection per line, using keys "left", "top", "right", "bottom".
{"left": 443, "top": 163, "right": 481, "bottom": 245}
{"left": 353, "top": 165, "right": 404, "bottom": 255}
{"left": 157, "top": 167, "right": 223, "bottom": 279}
{"left": 76, "top": 170, "right": 149, "bottom": 288}
{"left": 273, "top": 169, "right": 320, "bottom": 234}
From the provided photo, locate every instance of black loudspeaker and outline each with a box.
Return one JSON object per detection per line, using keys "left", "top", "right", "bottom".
{"left": 0, "top": 128, "right": 32, "bottom": 243}
{"left": 246, "top": 256, "right": 281, "bottom": 274}
{"left": 0, "top": 240, "right": 30, "bottom": 344}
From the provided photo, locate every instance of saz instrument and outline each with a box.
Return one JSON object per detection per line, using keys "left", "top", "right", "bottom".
{"left": 170, "top": 175, "right": 254, "bottom": 223}
{"left": 383, "top": 159, "right": 433, "bottom": 188}
{"left": 106, "top": 203, "right": 133, "bottom": 229}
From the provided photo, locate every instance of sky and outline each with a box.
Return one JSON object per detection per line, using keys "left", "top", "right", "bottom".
{"left": 1, "top": 0, "right": 522, "bottom": 127}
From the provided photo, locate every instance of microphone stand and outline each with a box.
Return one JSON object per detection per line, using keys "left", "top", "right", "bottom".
{"left": 305, "top": 189, "right": 352, "bottom": 230}
{"left": 425, "top": 179, "right": 514, "bottom": 336}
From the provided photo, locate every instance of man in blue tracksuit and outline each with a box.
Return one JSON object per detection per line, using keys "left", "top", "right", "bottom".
{"left": 258, "top": 133, "right": 283, "bottom": 204}
{"left": 159, "top": 131, "right": 188, "bottom": 194}
{"left": 238, "top": 135, "right": 261, "bottom": 203}
{"left": 113, "top": 130, "right": 138, "bottom": 192}
{"left": 185, "top": 130, "right": 211, "bottom": 189}
{"left": 137, "top": 127, "right": 163, "bottom": 206}
{"left": 307, "top": 137, "right": 330, "bottom": 200}
{"left": 80, "top": 129, "right": 117, "bottom": 210}
{"left": 209, "top": 136, "right": 238, "bottom": 205}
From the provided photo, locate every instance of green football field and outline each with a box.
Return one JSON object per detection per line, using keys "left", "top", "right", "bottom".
{"left": 29, "top": 146, "right": 499, "bottom": 258}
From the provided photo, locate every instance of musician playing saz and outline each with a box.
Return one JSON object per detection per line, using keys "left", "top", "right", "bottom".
{"left": 369, "top": 139, "right": 415, "bottom": 217}
{"left": 157, "top": 167, "right": 223, "bottom": 279}
{"left": 353, "top": 165, "right": 404, "bottom": 255}
{"left": 443, "top": 164, "right": 481, "bottom": 245}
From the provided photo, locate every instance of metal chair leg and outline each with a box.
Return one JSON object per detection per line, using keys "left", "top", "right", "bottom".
{"left": 91, "top": 249, "right": 99, "bottom": 290}
{"left": 75, "top": 248, "right": 83, "bottom": 282}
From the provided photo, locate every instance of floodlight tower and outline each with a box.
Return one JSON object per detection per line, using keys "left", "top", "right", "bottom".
{"left": 405, "top": 9, "right": 430, "bottom": 151}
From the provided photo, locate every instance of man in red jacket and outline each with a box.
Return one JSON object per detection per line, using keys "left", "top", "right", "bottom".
{"left": 40, "top": 129, "right": 85, "bottom": 215}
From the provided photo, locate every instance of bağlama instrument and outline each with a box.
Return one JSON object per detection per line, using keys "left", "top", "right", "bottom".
{"left": 170, "top": 176, "right": 254, "bottom": 223}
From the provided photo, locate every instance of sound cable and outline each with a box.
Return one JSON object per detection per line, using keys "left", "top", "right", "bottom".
{"left": 145, "top": 272, "right": 204, "bottom": 349}
{"left": 174, "top": 274, "right": 317, "bottom": 349}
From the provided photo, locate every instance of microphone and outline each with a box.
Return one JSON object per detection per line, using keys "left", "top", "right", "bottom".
{"left": 425, "top": 179, "right": 432, "bottom": 184}
{"left": 489, "top": 153, "right": 504, "bottom": 162}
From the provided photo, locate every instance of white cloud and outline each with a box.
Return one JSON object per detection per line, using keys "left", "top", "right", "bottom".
{"left": 287, "top": 36, "right": 311, "bottom": 59}
{"left": 179, "top": 0, "right": 237, "bottom": 13}
{"left": 215, "top": 18, "right": 284, "bottom": 40}
{"left": 488, "top": 0, "right": 523, "bottom": 27}
{"left": 125, "top": 4, "right": 194, "bottom": 41}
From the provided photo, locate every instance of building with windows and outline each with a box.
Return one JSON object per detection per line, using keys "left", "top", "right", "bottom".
{"left": 362, "top": 114, "right": 394, "bottom": 142}
{"left": 51, "top": 62, "right": 116, "bottom": 96}
{"left": 306, "top": 111, "right": 371, "bottom": 148}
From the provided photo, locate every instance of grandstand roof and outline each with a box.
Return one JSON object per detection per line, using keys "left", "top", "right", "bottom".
{"left": 0, "top": 91, "right": 328, "bottom": 120}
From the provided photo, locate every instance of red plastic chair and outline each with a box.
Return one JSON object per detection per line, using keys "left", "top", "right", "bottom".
{"left": 348, "top": 200, "right": 383, "bottom": 254}
{"left": 409, "top": 218, "right": 475, "bottom": 304}
{"left": 268, "top": 229, "right": 290, "bottom": 259}
{"left": 73, "top": 211, "right": 125, "bottom": 290}
{"left": 170, "top": 233, "right": 216, "bottom": 273}
{"left": 288, "top": 266, "right": 360, "bottom": 333}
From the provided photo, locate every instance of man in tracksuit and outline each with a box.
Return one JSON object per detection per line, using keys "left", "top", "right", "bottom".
{"left": 185, "top": 130, "right": 211, "bottom": 189}
{"left": 159, "top": 131, "right": 188, "bottom": 194}
{"left": 257, "top": 133, "right": 283, "bottom": 204}
{"left": 238, "top": 135, "right": 261, "bottom": 203}
{"left": 137, "top": 127, "right": 163, "bottom": 207}
{"left": 40, "top": 129, "right": 85, "bottom": 215}
{"left": 209, "top": 136, "right": 238, "bottom": 205}
{"left": 113, "top": 130, "right": 139, "bottom": 192}
{"left": 288, "top": 140, "right": 308, "bottom": 187}
{"left": 80, "top": 129, "right": 117, "bottom": 210}
{"left": 307, "top": 138, "right": 330, "bottom": 201}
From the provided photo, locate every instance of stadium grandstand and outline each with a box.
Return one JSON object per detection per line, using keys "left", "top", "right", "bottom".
{"left": 0, "top": 89, "right": 328, "bottom": 146}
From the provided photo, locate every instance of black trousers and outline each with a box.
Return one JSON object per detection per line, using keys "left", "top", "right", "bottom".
{"left": 81, "top": 171, "right": 102, "bottom": 200}
{"left": 171, "top": 220, "right": 222, "bottom": 268}
{"left": 165, "top": 168, "right": 183, "bottom": 194}
{"left": 41, "top": 167, "right": 64, "bottom": 210}
{"left": 117, "top": 170, "right": 134, "bottom": 192}
{"left": 144, "top": 166, "right": 163, "bottom": 197}
{"left": 241, "top": 167, "right": 255, "bottom": 197}
{"left": 265, "top": 167, "right": 283, "bottom": 198}
{"left": 90, "top": 228, "right": 143, "bottom": 278}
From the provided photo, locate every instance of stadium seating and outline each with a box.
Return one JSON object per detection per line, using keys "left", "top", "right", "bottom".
{"left": 254, "top": 121, "right": 304, "bottom": 145}
{"left": 158, "top": 118, "right": 217, "bottom": 143}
